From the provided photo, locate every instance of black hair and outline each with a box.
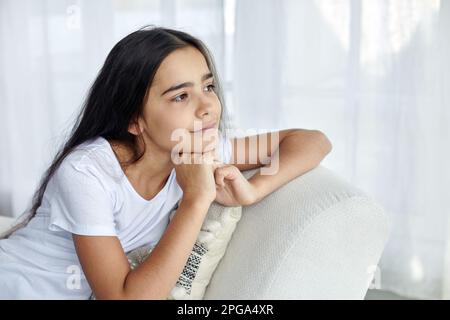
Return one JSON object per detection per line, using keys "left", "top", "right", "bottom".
{"left": 1, "top": 25, "right": 231, "bottom": 239}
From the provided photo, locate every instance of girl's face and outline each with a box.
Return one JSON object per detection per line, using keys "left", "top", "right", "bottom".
{"left": 136, "top": 46, "right": 221, "bottom": 155}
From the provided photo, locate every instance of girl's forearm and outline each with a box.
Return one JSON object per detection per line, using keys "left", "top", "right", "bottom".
{"left": 248, "top": 130, "right": 332, "bottom": 204}
{"left": 122, "top": 197, "right": 211, "bottom": 299}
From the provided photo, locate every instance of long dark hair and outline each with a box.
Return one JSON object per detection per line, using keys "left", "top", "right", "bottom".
{"left": 1, "top": 25, "right": 231, "bottom": 239}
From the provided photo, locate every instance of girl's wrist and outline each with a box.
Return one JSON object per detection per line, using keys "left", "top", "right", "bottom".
{"left": 181, "top": 194, "right": 213, "bottom": 210}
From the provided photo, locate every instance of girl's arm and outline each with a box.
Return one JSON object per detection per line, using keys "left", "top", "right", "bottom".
{"left": 73, "top": 196, "right": 211, "bottom": 300}
{"left": 229, "top": 128, "right": 332, "bottom": 203}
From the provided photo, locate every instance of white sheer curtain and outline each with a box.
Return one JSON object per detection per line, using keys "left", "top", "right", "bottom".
{"left": 1, "top": 0, "right": 449, "bottom": 300}
{"left": 0, "top": 0, "right": 228, "bottom": 217}
{"left": 233, "top": 0, "right": 450, "bottom": 299}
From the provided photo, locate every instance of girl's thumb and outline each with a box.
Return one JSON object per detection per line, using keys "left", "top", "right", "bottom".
{"left": 214, "top": 165, "right": 237, "bottom": 186}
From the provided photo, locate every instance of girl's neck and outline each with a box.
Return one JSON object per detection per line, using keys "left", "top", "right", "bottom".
{"left": 108, "top": 138, "right": 174, "bottom": 200}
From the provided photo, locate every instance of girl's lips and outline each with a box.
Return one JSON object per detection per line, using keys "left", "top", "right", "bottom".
{"left": 202, "top": 124, "right": 217, "bottom": 131}
{"left": 191, "top": 121, "right": 217, "bottom": 132}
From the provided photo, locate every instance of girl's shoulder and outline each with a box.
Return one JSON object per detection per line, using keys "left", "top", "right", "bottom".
{"left": 57, "top": 137, "right": 122, "bottom": 183}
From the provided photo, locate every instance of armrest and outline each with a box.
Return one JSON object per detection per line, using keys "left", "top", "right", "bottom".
{"left": 204, "top": 165, "right": 390, "bottom": 299}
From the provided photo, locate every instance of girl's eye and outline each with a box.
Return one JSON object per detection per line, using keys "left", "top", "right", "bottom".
{"left": 171, "top": 84, "right": 215, "bottom": 103}
{"left": 205, "top": 84, "right": 216, "bottom": 92}
{"left": 172, "top": 93, "right": 188, "bottom": 103}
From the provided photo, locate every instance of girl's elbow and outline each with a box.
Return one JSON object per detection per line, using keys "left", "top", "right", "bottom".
{"left": 314, "top": 130, "right": 333, "bottom": 155}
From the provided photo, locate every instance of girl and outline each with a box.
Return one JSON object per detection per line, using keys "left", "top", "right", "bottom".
{"left": 0, "top": 26, "right": 332, "bottom": 299}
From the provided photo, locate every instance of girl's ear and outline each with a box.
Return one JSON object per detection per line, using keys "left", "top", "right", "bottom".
{"left": 128, "top": 117, "right": 144, "bottom": 136}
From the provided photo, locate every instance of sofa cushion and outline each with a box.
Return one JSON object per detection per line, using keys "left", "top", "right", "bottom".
{"left": 91, "top": 201, "right": 242, "bottom": 300}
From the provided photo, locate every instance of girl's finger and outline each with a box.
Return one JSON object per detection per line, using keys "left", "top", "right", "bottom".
{"left": 212, "top": 159, "right": 224, "bottom": 171}
{"left": 214, "top": 165, "right": 237, "bottom": 186}
{"left": 177, "top": 149, "right": 218, "bottom": 165}
{"left": 214, "top": 169, "right": 225, "bottom": 187}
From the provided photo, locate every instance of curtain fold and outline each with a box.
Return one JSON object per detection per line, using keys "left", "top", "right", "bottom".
{"left": 233, "top": 0, "right": 285, "bottom": 131}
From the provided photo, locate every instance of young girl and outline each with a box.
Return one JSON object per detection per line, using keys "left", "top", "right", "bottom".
{"left": 0, "top": 26, "right": 332, "bottom": 299}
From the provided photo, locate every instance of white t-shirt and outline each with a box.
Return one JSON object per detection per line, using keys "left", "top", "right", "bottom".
{"left": 0, "top": 133, "right": 232, "bottom": 299}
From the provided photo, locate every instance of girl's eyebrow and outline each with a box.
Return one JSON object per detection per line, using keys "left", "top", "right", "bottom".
{"left": 161, "top": 72, "right": 214, "bottom": 96}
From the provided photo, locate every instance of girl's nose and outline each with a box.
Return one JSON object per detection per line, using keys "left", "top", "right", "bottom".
{"left": 195, "top": 99, "right": 215, "bottom": 118}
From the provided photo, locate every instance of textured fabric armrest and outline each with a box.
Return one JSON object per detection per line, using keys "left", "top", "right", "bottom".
{"left": 204, "top": 165, "right": 390, "bottom": 299}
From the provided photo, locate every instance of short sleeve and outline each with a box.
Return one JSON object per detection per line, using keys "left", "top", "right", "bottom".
{"left": 219, "top": 132, "right": 233, "bottom": 164}
{"left": 47, "top": 158, "right": 117, "bottom": 236}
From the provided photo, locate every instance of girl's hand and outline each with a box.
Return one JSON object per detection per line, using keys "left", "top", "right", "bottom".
{"left": 174, "top": 149, "right": 218, "bottom": 205}
{"left": 213, "top": 164, "right": 258, "bottom": 207}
